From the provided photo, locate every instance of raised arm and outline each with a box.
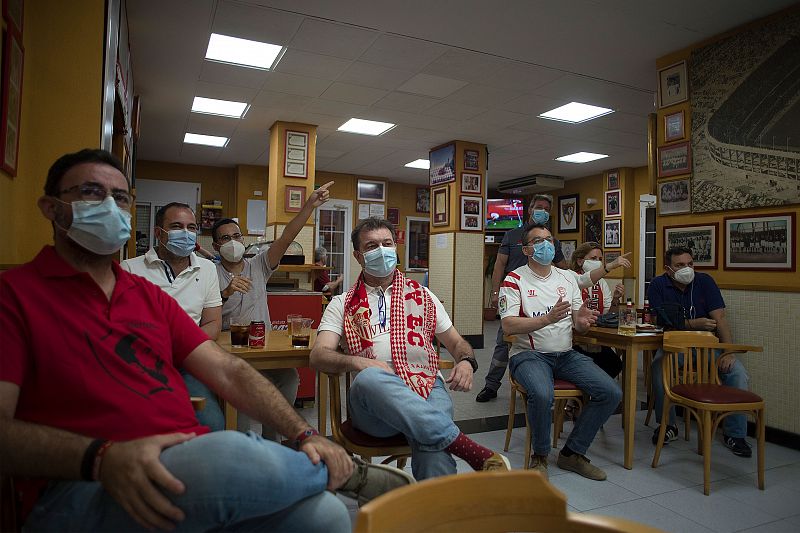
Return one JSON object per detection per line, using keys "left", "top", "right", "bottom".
{"left": 267, "top": 181, "right": 333, "bottom": 269}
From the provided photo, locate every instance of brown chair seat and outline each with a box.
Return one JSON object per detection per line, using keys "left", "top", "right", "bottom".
{"left": 672, "top": 384, "right": 762, "bottom": 404}
{"left": 554, "top": 379, "right": 580, "bottom": 391}
{"left": 341, "top": 419, "right": 409, "bottom": 448}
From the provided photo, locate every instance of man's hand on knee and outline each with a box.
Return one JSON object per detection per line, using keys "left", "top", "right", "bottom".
{"left": 300, "top": 435, "right": 354, "bottom": 490}
{"left": 99, "top": 432, "right": 196, "bottom": 530}
{"left": 446, "top": 362, "right": 473, "bottom": 392}
{"left": 354, "top": 358, "right": 393, "bottom": 373}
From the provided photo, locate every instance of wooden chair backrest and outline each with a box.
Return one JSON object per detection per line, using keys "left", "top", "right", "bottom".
{"left": 354, "top": 471, "right": 663, "bottom": 533}
{"left": 661, "top": 331, "right": 762, "bottom": 388}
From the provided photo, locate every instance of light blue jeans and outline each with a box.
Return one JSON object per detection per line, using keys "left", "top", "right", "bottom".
{"left": 509, "top": 349, "right": 622, "bottom": 457}
{"left": 181, "top": 369, "right": 225, "bottom": 432}
{"left": 24, "top": 431, "right": 350, "bottom": 532}
{"left": 348, "top": 368, "right": 460, "bottom": 480}
{"left": 651, "top": 349, "right": 749, "bottom": 438}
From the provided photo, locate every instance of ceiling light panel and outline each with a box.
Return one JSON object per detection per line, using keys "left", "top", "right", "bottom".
{"left": 191, "top": 96, "right": 249, "bottom": 118}
{"left": 555, "top": 151, "right": 609, "bottom": 163}
{"left": 337, "top": 118, "right": 396, "bottom": 136}
{"left": 184, "top": 132, "right": 229, "bottom": 147}
{"left": 404, "top": 159, "right": 430, "bottom": 169}
{"left": 205, "top": 33, "right": 285, "bottom": 70}
{"left": 539, "top": 102, "right": 614, "bottom": 123}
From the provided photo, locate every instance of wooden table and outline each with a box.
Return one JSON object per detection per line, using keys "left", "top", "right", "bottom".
{"left": 218, "top": 330, "right": 327, "bottom": 435}
{"left": 573, "top": 327, "right": 663, "bottom": 470}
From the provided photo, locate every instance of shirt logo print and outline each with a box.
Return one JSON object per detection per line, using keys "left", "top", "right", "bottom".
{"left": 557, "top": 286, "right": 567, "bottom": 298}
{"left": 527, "top": 289, "right": 536, "bottom": 297}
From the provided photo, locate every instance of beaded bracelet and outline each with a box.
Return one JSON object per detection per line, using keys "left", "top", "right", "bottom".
{"left": 91, "top": 441, "right": 115, "bottom": 481}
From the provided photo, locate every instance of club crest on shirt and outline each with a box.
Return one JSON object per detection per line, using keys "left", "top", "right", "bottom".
{"left": 527, "top": 289, "right": 536, "bottom": 297}
{"left": 557, "top": 286, "right": 567, "bottom": 298}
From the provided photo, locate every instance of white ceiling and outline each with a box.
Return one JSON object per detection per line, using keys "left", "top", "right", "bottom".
{"left": 126, "top": 0, "right": 796, "bottom": 187}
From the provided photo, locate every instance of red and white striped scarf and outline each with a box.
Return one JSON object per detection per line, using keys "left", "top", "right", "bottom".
{"left": 342, "top": 270, "right": 439, "bottom": 398}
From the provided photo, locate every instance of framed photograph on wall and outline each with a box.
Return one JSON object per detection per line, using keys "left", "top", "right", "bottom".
{"left": 415, "top": 187, "right": 430, "bottom": 213}
{"left": 657, "top": 141, "right": 691, "bottom": 177}
{"left": 460, "top": 195, "right": 482, "bottom": 231}
{"left": 284, "top": 186, "right": 305, "bottom": 213}
{"left": 724, "top": 213, "right": 795, "bottom": 271}
{"left": 356, "top": 179, "right": 386, "bottom": 202}
{"left": 604, "top": 189, "right": 621, "bottom": 218}
{"left": 429, "top": 143, "right": 456, "bottom": 186}
{"left": 664, "top": 110, "right": 685, "bottom": 142}
{"left": 387, "top": 207, "right": 400, "bottom": 225}
{"left": 558, "top": 194, "right": 579, "bottom": 233}
{"left": 658, "top": 177, "right": 691, "bottom": 216}
{"left": 658, "top": 60, "right": 688, "bottom": 108}
{"left": 2, "top": 0, "right": 23, "bottom": 36}
{"left": 604, "top": 250, "right": 621, "bottom": 265}
{"left": 583, "top": 210, "right": 603, "bottom": 245}
{"left": 0, "top": 29, "right": 24, "bottom": 176}
{"left": 607, "top": 170, "right": 619, "bottom": 190}
{"left": 664, "top": 223, "right": 717, "bottom": 269}
{"left": 432, "top": 186, "right": 449, "bottom": 226}
{"left": 461, "top": 172, "right": 481, "bottom": 194}
{"left": 284, "top": 131, "right": 308, "bottom": 178}
{"left": 464, "top": 149, "right": 479, "bottom": 171}
{"left": 561, "top": 240, "right": 577, "bottom": 262}
{"left": 604, "top": 219, "right": 621, "bottom": 248}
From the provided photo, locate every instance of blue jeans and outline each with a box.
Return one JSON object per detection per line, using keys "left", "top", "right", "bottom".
{"left": 509, "top": 349, "right": 622, "bottom": 457}
{"left": 348, "top": 368, "right": 459, "bottom": 480}
{"left": 651, "top": 349, "right": 749, "bottom": 438}
{"left": 484, "top": 326, "right": 510, "bottom": 392}
{"left": 181, "top": 369, "right": 225, "bottom": 432}
{"left": 24, "top": 431, "right": 350, "bottom": 532}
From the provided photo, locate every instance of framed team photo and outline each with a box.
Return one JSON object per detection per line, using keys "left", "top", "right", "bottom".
{"left": 724, "top": 213, "right": 795, "bottom": 271}
{"left": 664, "top": 223, "right": 717, "bottom": 269}
{"left": 460, "top": 195, "right": 482, "bottom": 231}
{"left": 658, "top": 177, "right": 691, "bottom": 216}
{"left": 604, "top": 219, "right": 621, "bottom": 248}
{"left": 461, "top": 172, "right": 481, "bottom": 194}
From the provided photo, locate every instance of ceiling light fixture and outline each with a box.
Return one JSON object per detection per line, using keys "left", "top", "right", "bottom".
{"left": 555, "top": 151, "right": 609, "bottom": 163}
{"left": 338, "top": 118, "right": 396, "bottom": 136}
{"left": 191, "top": 96, "right": 249, "bottom": 118}
{"left": 184, "top": 132, "right": 229, "bottom": 147}
{"left": 539, "top": 102, "right": 614, "bottom": 123}
{"left": 205, "top": 33, "right": 285, "bottom": 70}
{"left": 404, "top": 159, "right": 430, "bottom": 169}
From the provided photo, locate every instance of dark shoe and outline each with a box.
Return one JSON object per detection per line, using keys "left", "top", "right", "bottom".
{"left": 556, "top": 452, "right": 606, "bottom": 481}
{"left": 337, "top": 457, "right": 415, "bottom": 505}
{"left": 476, "top": 387, "right": 498, "bottom": 402}
{"left": 723, "top": 435, "right": 752, "bottom": 458}
{"left": 651, "top": 424, "right": 679, "bottom": 446}
{"left": 530, "top": 454, "right": 548, "bottom": 481}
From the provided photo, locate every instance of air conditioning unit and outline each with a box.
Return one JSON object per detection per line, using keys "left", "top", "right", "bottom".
{"left": 497, "top": 174, "right": 564, "bottom": 195}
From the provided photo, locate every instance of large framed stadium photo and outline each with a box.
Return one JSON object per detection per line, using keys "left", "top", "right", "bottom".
{"left": 724, "top": 213, "right": 795, "bottom": 271}
{"left": 664, "top": 223, "right": 717, "bottom": 269}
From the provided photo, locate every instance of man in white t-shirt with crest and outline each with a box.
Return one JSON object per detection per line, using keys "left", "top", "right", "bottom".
{"left": 499, "top": 223, "right": 621, "bottom": 481}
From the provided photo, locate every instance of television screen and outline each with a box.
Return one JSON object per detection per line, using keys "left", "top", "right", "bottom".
{"left": 486, "top": 198, "right": 524, "bottom": 230}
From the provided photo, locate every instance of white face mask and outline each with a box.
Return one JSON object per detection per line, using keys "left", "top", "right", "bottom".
{"left": 672, "top": 266, "right": 695, "bottom": 284}
{"left": 582, "top": 259, "right": 603, "bottom": 273}
{"left": 219, "top": 239, "right": 245, "bottom": 263}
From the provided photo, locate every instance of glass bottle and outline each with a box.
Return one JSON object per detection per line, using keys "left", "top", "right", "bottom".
{"left": 618, "top": 298, "right": 636, "bottom": 336}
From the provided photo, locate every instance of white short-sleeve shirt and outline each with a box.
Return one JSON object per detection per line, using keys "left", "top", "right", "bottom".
{"left": 499, "top": 265, "right": 583, "bottom": 356}
{"left": 122, "top": 248, "right": 222, "bottom": 325}
{"left": 319, "top": 282, "right": 452, "bottom": 370}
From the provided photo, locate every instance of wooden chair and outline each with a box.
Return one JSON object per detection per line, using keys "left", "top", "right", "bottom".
{"left": 354, "top": 470, "right": 665, "bottom": 533}
{"left": 504, "top": 375, "right": 584, "bottom": 468}
{"left": 651, "top": 331, "right": 764, "bottom": 495}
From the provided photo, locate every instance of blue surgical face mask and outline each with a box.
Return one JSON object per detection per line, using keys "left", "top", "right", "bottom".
{"left": 532, "top": 240, "right": 555, "bottom": 266}
{"left": 59, "top": 196, "right": 132, "bottom": 255}
{"left": 163, "top": 229, "right": 197, "bottom": 257}
{"left": 363, "top": 245, "right": 397, "bottom": 278}
{"left": 532, "top": 209, "right": 549, "bottom": 225}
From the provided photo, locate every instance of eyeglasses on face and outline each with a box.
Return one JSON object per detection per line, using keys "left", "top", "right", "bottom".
{"left": 58, "top": 182, "right": 133, "bottom": 210}
{"left": 522, "top": 236, "right": 554, "bottom": 247}
{"left": 216, "top": 233, "right": 244, "bottom": 244}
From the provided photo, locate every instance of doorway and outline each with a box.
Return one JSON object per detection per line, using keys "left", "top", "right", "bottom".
{"left": 315, "top": 199, "right": 352, "bottom": 294}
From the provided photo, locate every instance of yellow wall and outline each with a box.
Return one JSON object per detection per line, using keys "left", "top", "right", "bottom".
{"left": 0, "top": 0, "right": 106, "bottom": 265}
{"left": 267, "top": 122, "right": 317, "bottom": 225}
{"left": 135, "top": 160, "right": 237, "bottom": 216}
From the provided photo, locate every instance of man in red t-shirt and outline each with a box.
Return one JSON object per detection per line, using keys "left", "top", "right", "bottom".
{"left": 0, "top": 149, "right": 412, "bottom": 532}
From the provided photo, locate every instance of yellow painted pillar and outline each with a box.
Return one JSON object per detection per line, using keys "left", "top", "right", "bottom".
{"left": 428, "top": 141, "right": 486, "bottom": 347}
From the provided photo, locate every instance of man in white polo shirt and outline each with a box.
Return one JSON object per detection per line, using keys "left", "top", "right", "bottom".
{"left": 499, "top": 222, "right": 621, "bottom": 481}
{"left": 122, "top": 202, "right": 224, "bottom": 430}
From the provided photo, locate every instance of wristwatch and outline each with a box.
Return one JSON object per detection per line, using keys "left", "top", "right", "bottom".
{"left": 293, "top": 428, "right": 319, "bottom": 449}
{"left": 459, "top": 356, "right": 479, "bottom": 373}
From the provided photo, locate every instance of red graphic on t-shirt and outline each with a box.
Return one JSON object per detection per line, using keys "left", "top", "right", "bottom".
{"left": 557, "top": 286, "right": 567, "bottom": 298}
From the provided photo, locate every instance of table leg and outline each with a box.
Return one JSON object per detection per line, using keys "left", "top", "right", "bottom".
{"left": 224, "top": 400, "right": 237, "bottom": 431}
{"left": 622, "top": 345, "right": 638, "bottom": 470}
{"left": 317, "top": 371, "right": 328, "bottom": 435}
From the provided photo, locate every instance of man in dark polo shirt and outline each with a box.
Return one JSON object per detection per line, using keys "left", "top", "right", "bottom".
{"left": 648, "top": 246, "right": 752, "bottom": 457}
{"left": 0, "top": 149, "right": 411, "bottom": 532}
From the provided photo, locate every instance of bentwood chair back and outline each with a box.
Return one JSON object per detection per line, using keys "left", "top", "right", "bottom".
{"left": 651, "top": 331, "right": 765, "bottom": 495}
{"left": 354, "top": 471, "right": 664, "bottom": 533}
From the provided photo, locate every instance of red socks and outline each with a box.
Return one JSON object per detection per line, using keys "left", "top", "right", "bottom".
{"left": 444, "top": 432, "right": 495, "bottom": 471}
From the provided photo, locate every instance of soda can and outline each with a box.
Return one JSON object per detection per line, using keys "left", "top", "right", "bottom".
{"left": 249, "top": 320, "right": 266, "bottom": 348}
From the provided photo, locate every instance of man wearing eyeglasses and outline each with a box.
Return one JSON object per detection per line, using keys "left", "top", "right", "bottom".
{"left": 209, "top": 181, "right": 333, "bottom": 439}
{"left": 0, "top": 149, "right": 412, "bottom": 532}
{"left": 499, "top": 223, "right": 622, "bottom": 481}
{"left": 121, "top": 203, "right": 224, "bottom": 431}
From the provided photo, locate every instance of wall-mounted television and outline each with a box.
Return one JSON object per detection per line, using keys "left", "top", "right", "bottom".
{"left": 486, "top": 198, "right": 524, "bottom": 230}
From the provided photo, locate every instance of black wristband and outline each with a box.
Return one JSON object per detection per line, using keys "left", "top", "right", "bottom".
{"left": 81, "top": 439, "right": 106, "bottom": 481}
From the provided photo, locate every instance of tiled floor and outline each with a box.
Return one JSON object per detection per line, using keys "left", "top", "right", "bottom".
{"left": 296, "top": 320, "right": 800, "bottom": 533}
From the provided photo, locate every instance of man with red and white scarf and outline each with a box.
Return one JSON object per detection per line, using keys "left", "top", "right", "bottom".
{"left": 311, "top": 218, "right": 509, "bottom": 479}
